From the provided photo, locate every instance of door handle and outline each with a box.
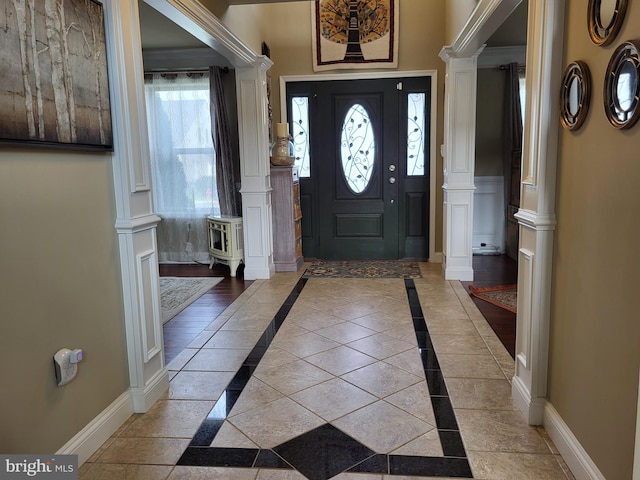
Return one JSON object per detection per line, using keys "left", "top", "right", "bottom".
{"left": 389, "top": 176, "right": 396, "bottom": 184}
{"left": 389, "top": 165, "right": 396, "bottom": 172}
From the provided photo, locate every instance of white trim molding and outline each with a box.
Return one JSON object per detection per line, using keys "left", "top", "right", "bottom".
{"left": 520, "top": 0, "right": 564, "bottom": 188}
{"left": 512, "top": 211, "right": 556, "bottom": 424}
{"left": 104, "top": 0, "right": 167, "bottom": 414}
{"left": 511, "top": 0, "right": 564, "bottom": 425}
{"left": 57, "top": 392, "right": 133, "bottom": 466}
{"left": 440, "top": 0, "right": 525, "bottom": 280}
{"left": 129, "top": 367, "right": 170, "bottom": 413}
{"left": 56, "top": 379, "right": 178, "bottom": 467}
{"left": 236, "top": 62, "right": 275, "bottom": 279}
{"left": 634, "top": 369, "right": 640, "bottom": 479}
{"left": 544, "top": 403, "right": 607, "bottom": 480}
{"left": 136, "top": 250, "right": 162, "bottom": 363}
{"left": 438, "top": 51, "right": 480, "bottom": 281}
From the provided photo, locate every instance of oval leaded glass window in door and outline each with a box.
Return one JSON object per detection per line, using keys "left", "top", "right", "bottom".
{"left": 340, "top": 103, "right": 375, "bottom": 194}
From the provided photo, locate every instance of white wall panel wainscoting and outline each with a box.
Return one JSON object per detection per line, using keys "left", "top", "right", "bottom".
{"left": 473, "top": 176, "right": 505, "bottom": 254}
{"left": 105, "top": 0, "right": 167, "bottom": 414}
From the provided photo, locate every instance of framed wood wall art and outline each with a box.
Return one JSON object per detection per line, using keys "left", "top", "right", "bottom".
{"left": 0, "top": 0, "right": 113, "bottom": 150}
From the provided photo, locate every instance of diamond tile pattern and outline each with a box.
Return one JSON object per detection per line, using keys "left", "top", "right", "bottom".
{"left": 332, "top": 400, "right": 434, "bottom": 453}
{"left": 172, "top": 276, "right": 474, "bottom": 478}
{"left": 273, "top": 424, "right": 375, "bottom": 480}
{"left": 340, "top": 361, "right": 423, "bottom": 398}
{"left": 290, "top": 378, "right": 376, "bottom": 422}
{"left": 91, "top": 266, "right": 569, "bottom": 480}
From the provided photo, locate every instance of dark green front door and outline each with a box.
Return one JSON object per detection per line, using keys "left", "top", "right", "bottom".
{"left": 286, "top": 76, "right": 430, "bottom": 260}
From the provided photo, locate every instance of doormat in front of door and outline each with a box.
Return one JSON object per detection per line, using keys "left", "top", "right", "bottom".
{"left": 304, "top": 260, "right": 421, "bottom": 278}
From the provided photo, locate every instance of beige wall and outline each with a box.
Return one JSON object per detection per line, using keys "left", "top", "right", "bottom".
{"left": 0, "top": 150, "right": 129, "bottom": 453}
{"left": 549, "top": 2, "right": 640, "bottom": 478}
{"left": 198, "top": 0, "right": 229, "bottom": 19}
{"left": 221, "top": 3, "right": 272, "bottom": 55}
{"left": 231, "top": 0, "right": 446, "bottom": 253}
{"left": 445, "top": 0, "right": 477, "bottom": 45}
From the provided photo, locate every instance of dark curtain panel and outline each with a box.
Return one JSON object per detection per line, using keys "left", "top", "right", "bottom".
{"left": 210, "top": 66, "right": 240, "bottom": 216}
{"left": 503, "top": 63, "right": 523, "bottom": 221}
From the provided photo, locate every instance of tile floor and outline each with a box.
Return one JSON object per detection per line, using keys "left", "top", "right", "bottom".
{"left": 80, "top": 263, "right": 575, "bottom": 480}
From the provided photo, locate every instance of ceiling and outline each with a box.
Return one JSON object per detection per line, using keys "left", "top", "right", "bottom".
{"left": 138, "top": 0, "right": 305, "bottom": 50}
{"left": 139, "top": 1, "right": 234, "bottom": 69}
{"left": 486, "top": 2, "right": 528, "bottom": 47}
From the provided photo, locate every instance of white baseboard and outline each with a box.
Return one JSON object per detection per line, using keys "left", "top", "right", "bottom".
{"left": 131, "top": 368, "right": 169, "bottom": 412}
{"left": 444, "top": 265, "right": 474, "bottom": 281}
{"left": 57, "top": 391, "right": 133, "bottom": 466}
{"left": 544, "top": 402, "right": 606, "bottom": 480}
{"left": 243, "top": 264, "right": 276, "bottom": 280}
{"left": 511, "top": 376, "right": 545, "bottom": 424}
{"left": 58, "top": 369, "right": 170, "bottom": 466}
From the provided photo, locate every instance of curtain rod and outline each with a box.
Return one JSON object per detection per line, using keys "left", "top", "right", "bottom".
{"left": 499, "top": 64, "right": 525, "bottom": 71}
{"left": 143, "top": 67, "right": 230, "bottom": 75}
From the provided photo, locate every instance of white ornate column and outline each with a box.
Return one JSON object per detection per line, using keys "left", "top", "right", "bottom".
{"left": 511, "top": 0, "right": 565, "bottom": 425}
{"left": 103, "top": 0, "right": 167, "bottom": 412}
{"left": 236, "top": 60, "right": 276, "bottom": 280}
{"left": 439, "top": 49, "right": 482, "bottom": 281}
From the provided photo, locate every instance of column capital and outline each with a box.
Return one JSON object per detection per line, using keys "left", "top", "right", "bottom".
{"left": 439, "top": 44, "right": 485, "bottom": 63}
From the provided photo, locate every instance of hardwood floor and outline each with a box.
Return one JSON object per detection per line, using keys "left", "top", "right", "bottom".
{"left": 461, "top": 255, "right": 518, "bottom": 358}
{"left": 160, "top": 263, "right": 253, "bottom": 364}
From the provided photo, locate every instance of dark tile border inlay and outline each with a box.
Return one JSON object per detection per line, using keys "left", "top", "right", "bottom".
{"left": 177, "top": 277, "right": 473, "bottom": 478}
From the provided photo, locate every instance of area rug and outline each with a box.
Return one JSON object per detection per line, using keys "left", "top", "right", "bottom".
{"left": 469, "top": 284, "right": 517, "bottom": 313}
{"left": 304, "top": 260, "right": 421, "bottom": 278}
{"left": 160, "top": 277, "right": 223, "bottom": 324}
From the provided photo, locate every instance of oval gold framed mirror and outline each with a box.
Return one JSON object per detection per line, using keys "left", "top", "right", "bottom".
{"left": 587, "top": 0, "right": 628, "bottom": 46}
{"left": 604, "top": 41, "right": 640, "bottom": 129}
{"left": 560, "top": 61, "right": 591, "bottom": 131}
